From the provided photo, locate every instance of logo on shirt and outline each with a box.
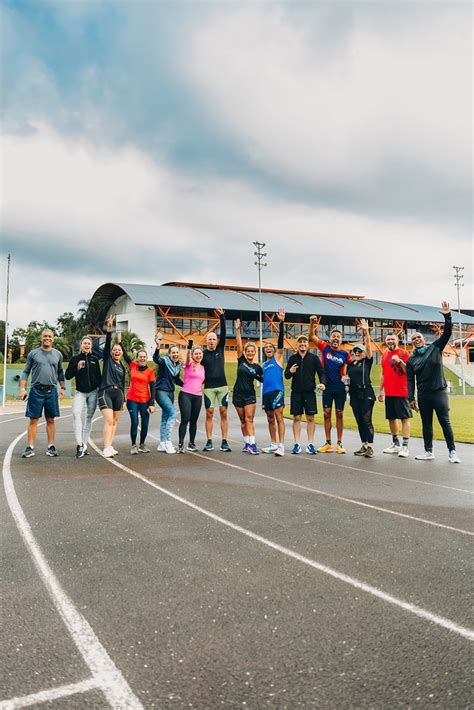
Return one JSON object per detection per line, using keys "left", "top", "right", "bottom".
{"left": 325, "top": 352, "right": 345, "bottom": 366}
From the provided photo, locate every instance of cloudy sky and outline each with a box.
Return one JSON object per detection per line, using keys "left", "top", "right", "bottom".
{"left": 1, "top": 0, "right": 472, "bottom": 329}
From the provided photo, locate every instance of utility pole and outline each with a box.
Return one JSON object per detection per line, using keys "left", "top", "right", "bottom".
{"left": 452, "top": 265, "right": 465, "bottom": 396}
{"left": 253, "top": 242, "right": 267, "bottom": 362}
{"left": 2, "top": 253, "right": 11, "bottom": 408}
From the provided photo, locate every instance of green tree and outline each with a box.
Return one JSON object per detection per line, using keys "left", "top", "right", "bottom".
{"left": 77, "top": 297, "right": 111, "bottom": 334}
{"left": 119, "top": 330, "right": 146, "bottom": 354}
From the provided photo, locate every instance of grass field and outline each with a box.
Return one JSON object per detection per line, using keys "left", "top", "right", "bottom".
{"left": 3, "top": 361, "right": 473, "bottom": 443}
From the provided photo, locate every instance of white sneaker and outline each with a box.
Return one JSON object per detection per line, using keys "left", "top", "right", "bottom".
{"left": 165, "top": 441, "right": 176, "bottom": 454}
{"left": 448, "top": 450, "right": 461, "bottom": 464}
{"left": 383, "top": 443, "right": 400, "bottom": 454}
{"left": 398, "top": 445, "right": 409, "bottom": 458}
{"left": 103, "top": 446, "right": 115, "bottom": 458}
{"left": 415, "top": 451, "right": 435, "bottom": 460}
{"left": 111, "top": 447, "right": 118, "bottom": 456}
{"left": 261, "top": 444, "right": 278, "bottom": 454}
{"left": 157, "top": 441, "right": 166, "bottom": 452}
{"left": 274, "top": 444, "right": 285, "bottom": 457}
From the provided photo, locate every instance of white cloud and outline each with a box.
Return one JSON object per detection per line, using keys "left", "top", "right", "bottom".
{"left": 2, "top": 124, "right": 471, "bottom": 331}
{"left": 184, "top": 5, "right": 471, "bottom": 204}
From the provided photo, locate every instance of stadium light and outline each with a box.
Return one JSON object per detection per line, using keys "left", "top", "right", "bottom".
{"left": 253, "top": 241, "right": 267, "bottom": 362}
{"left": 452, "top": 265, "right": 465, "bottom": 396}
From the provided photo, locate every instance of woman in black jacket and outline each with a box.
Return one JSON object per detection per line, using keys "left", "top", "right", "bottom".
{"left": 346, "top": 319, "right": 376, "bottom": 458}
{"left": 65, "top": 336, "right": 102, "bottom": 459}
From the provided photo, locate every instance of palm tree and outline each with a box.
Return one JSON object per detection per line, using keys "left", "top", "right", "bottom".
{"left": 76, "top": 297, "right": 111, "bottom": 334}
{"left": 119, "top": 330, "right": 146, "bottom": 354}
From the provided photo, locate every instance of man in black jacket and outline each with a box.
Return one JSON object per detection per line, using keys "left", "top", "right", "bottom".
{"left": 285, "top": 334, "right": 326, "bottom": 454}
{"left": 65, "top": 336, "right": 102, "bottom": 458}
{"left": 407, "top": 301, "right": 460, "bottom": 463}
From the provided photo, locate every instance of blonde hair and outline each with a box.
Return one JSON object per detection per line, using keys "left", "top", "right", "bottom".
{"left": 244, "top": 341, "right": 257, "bottom": 352}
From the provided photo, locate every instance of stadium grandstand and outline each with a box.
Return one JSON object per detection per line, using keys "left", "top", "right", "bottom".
{"left": 92, "top": 281, "right": 474, "bottom": 363}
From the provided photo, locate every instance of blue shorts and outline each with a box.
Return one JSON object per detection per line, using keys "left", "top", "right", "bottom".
{"left": 25, "top": 386, "right": 60, "bottom": 419}
{"left": 262, "top": 390, "right": 284, "bottom": 412}
{"left": 322, "top": 386, "right": 346, "bottom": 411}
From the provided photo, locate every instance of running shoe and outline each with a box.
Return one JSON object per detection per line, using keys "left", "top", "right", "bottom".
{"left": 247, "top": 443, "right": 259, "bottom": 455}
{"left": 383, "top": 443, "right": 400, "bottom": 454}
{"left": 317, "top": 443, "right": 333, "bottom": 453}
{"left": 83, "top": 447, "right": 89, "bottom": 456}
{"left": 291, "top": 443, "right": 302, "bottom": 455}
{"left": 335, "top": 443, "right": 346, "bottom": 454}
{"left": 22, "top": 446, "right": 35, "bottom": 458}
{"left": 261, "top": 444, "right": 278, "bottom": 454}
{"left": 138, "top": 444, "right": 150, "bottom": 453}
{"left": 157, "top": 441, "right": 166, "bottom": 452}
{"left": 353, "top": 446, "right": 367, "bottom": 456}
{"left": 46, "top": 445, "right": 58, "bottom": 457}
{"left": 187, "top": 443, "right": 198, "bottom": 452}
{"left": 220, "top": 440, "right": 232, "bottom": 452}
{"left": 75, "top": 445, "right": 85, "bottom": 459}
{"left": 165, "top": 441, "right": 176, "bottom": 454}
{"left": 415, "top": 451, "right": 435, "bottom": 460}
{"left": 274, "top": 444, "right": 285, "bottom": 457}
{"left": 242, "top": 443, "right": 250, "bottom": 452}
{"left": 203, "top": 440, "right": 214, "bottom": 452}
{"left": 448, "top": 450, "right": 461, "bottom": 464}
{"left": 305, "top": 444, "right": 317, "bottom": 455}
{"left": 364, "top": 446, "right": 374, "bottom": 458}
{"left": 130, "top": 444, "right": 139, "bottom": 454}
{"left": 398, "top": 445, "right": 409, "bottom": 458}
{"left": 111, "top": 447, "right": 119, "bottom": 456}
{"left": 103, "top": 446, "right": 116, "bottom": 458}
{"left": 178, "top": 444, "right": 185, "bottom": 454}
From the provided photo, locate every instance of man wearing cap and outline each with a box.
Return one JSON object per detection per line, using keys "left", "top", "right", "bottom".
{"left": 284, "top": 334, "right": 326, "bottom": 454}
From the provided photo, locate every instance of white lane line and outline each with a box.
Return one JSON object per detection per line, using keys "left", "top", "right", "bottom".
{"left": 90, "top": 439, "right": 474, "bottom": 642}
{"left": 174, "top": 419, "right": 472, "bottom": 495}
{"left": 147, "top": 431, "right": 472, "bottom": 537}
{"left": 300, "top": 454, "right": 473, "bottom": 495}
{"left": 3, "top": 429, "right": 143, "bottom": 710}
{"left": 191, "top": 453, "right": 473, "bottom": 536}
{"left": 0, "top": 678, "right": 99, "bottom": 709}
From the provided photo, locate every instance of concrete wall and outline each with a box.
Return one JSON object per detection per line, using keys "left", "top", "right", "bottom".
{"left": 108, "top": 295, "right": 156, "bottom": 357}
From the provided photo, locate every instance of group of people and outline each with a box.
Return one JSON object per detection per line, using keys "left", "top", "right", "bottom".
{"left": 19, "top": 303, "right": 461, "bottom": 464}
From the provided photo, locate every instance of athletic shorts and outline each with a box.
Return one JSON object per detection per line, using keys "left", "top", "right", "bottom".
{"left": 98, "top": 387, "right": 124, "bottom": 412}
{"left": 204, "top": 386, "right": 229, "bottom": 409}
{"left": 25, "top": 386, "right": 60, "bottom": 419}
{"left": 233, "top": 394, "right": 257, "bottom": 408}
{"left": 322, "top": 386, "right": 346, "bottom": 411}
{"left": 385, "top": 396, "right": 412, "bottom": 421}
{"left": 290, "top": 390, "right": 317, "bottom": 416}
{"left": 262, "top": 390, "right": 284, "bottom": 412}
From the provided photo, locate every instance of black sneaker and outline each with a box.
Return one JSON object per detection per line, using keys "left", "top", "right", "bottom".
{"left": 76, "top": 445, "right": 85, "bottom": 459}
{"left": 187, "top": 443, "right": 198, "bottom": 452}
{"left": 364, "top": 446, "right": 374, "bottom": 458}
{"left": 220, "top": 440, "right": 232, "bottom": 452}
{"left": 46, "top": 445, "right": 58, "bottom": 457}
{"left": 22, "top": 446, "right": 35, "bottom": 458}
{"left": 353, "top": 446, "right": 367, "bottom": 457}
{"left": 203, "top": 440, "right": 214, "bottom": 451}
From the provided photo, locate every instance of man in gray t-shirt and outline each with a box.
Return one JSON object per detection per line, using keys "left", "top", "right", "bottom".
{"left": 20, "top": 329, "right": 65, "bottom": 458}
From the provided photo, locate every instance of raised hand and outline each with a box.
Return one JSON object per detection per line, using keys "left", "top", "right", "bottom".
{"left": 215, "top": 308, "right": 225, "bottom": 316}
{"left": 276, "top": 308, "right": 285, "bottom": 322}
{"left": 309, "top": 315, "right": 319, "bottom": 323}
{"left": 358, "top": 318, "right": 369, "bottom": 331}
{"left": 441, "top": 301, "right": 450, "bottom": 314}
{"left": 154, "top": 331, "right": 163, "bottom": 344}
{"left": 235, "top": 318, "right": 241, "bottom": 330}
{"left": 105, "top": 315, "right": 114, "bottom": 332}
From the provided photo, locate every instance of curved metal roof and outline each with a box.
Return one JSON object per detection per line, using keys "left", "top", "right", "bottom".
{"left": 92, "top": 282, "right": 474, "bottom": 325}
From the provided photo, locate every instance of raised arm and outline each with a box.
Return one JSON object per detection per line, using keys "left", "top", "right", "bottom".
{"left": 358, "top": 319, "right": 372, "bottom": 359}
{"left": 433, "top": 302, "right": 453, "bottom": 351}
{"left": 153, "top": 331, "right": 164, "bottom": 365}
{"left": 275, "top": 309, "right": 285, "bottom": 365}
{"left": 309, "top": 315, "right": 322, "bottom": 348}
{"left": 235, "top": 318, "right": 243, "bottom": 358}
{"left": 185, "top": 339, "right": 193, "bottom": 365}
{"left": 215, "top": 308, "right": 226, "bottom": 349}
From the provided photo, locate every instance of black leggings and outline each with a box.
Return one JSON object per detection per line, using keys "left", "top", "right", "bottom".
{"left": 418, "top": 390, "right": 455, "bottom": 452}
{"left": 178, "top": 391, "right": 202, "bottom": 445}
{"left": 350, "top": 394, "right": 375, "bottom": 444}
{"left": 127, "top": 400, "right": 150, "bottom": 445}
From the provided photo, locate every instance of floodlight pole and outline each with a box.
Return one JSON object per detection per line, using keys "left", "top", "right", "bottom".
{"left": 453, "top": 265, "right": 465, "bottom": 396}
{"left": 253, "top": 241, "right": 267, "bottom": 362}
{"left": 2, "top": 253, "right": 11, "bottom": 408}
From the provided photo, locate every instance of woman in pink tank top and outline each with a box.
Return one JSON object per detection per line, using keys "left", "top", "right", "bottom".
{"left": 178, "top": 342, "right": 205, "bottom": 453}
